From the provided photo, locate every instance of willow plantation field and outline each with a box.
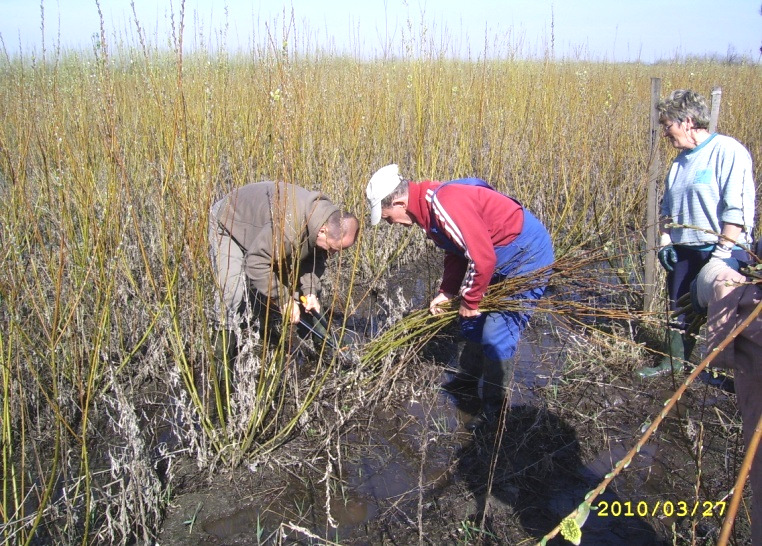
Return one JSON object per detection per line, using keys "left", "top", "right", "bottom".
{"left": 1, "top": 16, "right": 761, "bottom": 545}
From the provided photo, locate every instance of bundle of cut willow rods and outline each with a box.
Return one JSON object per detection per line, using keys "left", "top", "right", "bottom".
{"left": 359, "top": 247, "right": 648, "bottom": 373}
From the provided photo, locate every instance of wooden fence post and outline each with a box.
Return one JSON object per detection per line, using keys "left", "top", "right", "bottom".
{"left": 643, "top": 78, "right": 662, "bottom": 312}
{"left": 710, "top": 86, "right": 722, "bottom": 133}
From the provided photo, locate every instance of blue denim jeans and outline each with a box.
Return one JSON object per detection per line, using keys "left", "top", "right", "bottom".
{"left": 459, "top": 209, "right": 555, "bottom": 362}
{"left": 668, "top": 244, "right": 750, "bottom": 329}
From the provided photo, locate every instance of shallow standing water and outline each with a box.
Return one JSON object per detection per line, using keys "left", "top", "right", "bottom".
{"left": 157, "top": 255, "right": 747, "bottom": 544}
{"left": 156, "top": 315, "right": 745, "bottom": 545}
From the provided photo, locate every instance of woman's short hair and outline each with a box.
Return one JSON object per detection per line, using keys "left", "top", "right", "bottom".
{"left": 657, "top": 89, "right": 710, "bottom": 129}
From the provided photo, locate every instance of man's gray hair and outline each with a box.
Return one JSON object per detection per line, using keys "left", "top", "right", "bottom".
{"left": 380, "top": 179, "right": 409, "bottom": 209}
{"left": 325, "top": 211, "right": 359, "bottom": 240}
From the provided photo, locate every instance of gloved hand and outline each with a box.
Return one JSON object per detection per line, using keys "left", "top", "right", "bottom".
{"left": 681, "top": 256, "right": 742, "bottom": 333}
{"left": 301, "top": 294, "right": 321, "bottom": 314}
{"left": 658, "top": 245, "right": 678, "bottom": 272}
{"left": 282, "top": 299, "right": 301, "bottom": 324}
{"left": 429, "top": 292, "right": 452, "bottom": 315}
{"left": 710, "top": 242, "right": 733, "bottom": 260}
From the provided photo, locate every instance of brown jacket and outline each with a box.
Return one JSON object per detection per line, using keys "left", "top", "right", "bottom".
{"left": 213, "top": 181, "right": 339, "bottom": 304}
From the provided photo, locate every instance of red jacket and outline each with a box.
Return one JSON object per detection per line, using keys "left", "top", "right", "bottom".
{"left": 406, "top": 180, "right": 524, "bottom": 309}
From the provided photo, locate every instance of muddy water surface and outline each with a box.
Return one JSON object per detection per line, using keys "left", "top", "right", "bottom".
{"left": 157, "top": 317, "right": 745, "bottom": 545}
{"left": 157, "top": 258, "right": 746, "bottom": 544}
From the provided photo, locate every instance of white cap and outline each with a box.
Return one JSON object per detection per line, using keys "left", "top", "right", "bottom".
{"left": 366, "top": 164, "right": 403, "bottom": 225}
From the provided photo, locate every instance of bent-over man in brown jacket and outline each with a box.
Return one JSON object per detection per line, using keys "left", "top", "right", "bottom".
{"left": 208, "top": 181, "right": 358, "bottom": 370}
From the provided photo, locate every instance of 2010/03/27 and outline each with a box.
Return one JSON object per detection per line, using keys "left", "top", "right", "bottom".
{"left": 595, "top": 500, "right": 727, "bottom": 518}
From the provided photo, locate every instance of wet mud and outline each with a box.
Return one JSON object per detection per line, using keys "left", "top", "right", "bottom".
{"left": 154, "top": 252, "right": 749, "bottom": 545}
{"left": 156, "top": 319, "right": 749, "bottom": 545}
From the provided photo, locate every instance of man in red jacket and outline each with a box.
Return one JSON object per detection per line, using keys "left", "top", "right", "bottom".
{"left": 366, "top": 165, "right": 554, "bottom": 430}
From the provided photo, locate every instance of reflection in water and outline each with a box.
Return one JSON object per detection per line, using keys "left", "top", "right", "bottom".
{"left": 191, "top": 320, "right": 667, "bottom": 544}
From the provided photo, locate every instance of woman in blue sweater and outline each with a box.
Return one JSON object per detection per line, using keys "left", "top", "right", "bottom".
{"left": 636, "top": 89, "right": 756, "bottom": 377}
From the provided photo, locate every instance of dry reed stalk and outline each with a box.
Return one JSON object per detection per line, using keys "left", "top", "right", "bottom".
{"left": 718, "top": 405, "right": 762, "bottom": 545}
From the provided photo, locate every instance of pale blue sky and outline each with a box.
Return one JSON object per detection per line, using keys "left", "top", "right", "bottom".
{"left": 1, "top": 0, "right": 760, "bottom": 62}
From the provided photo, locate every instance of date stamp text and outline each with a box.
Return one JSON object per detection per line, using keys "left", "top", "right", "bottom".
{"left": 594, "top": 500, "right": 726, "bottom": 518}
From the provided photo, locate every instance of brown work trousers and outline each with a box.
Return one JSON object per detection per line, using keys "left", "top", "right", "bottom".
{"left": 706, "top": 267, "right": 762, "bottom": 544}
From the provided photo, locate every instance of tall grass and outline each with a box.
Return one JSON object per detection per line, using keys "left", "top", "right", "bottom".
{"left": 0, "top": 6, "right": 760, "bottom": 543}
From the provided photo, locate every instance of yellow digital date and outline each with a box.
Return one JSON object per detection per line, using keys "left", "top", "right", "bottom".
{"left": 594, "top": 500, "right": 726, "bottom": 518}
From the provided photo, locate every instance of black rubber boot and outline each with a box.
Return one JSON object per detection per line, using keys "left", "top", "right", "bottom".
{"left": 465, "top": 400, "right": 504, "bottom": 432}
{"left": 465, "top": 356, "right": 514, "bottom": 431}
{"left": 444, "top": 342, "right": 482, "bottom": 394}
{"left": 442, "top": 373, "right": 479, "bottom": 394}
